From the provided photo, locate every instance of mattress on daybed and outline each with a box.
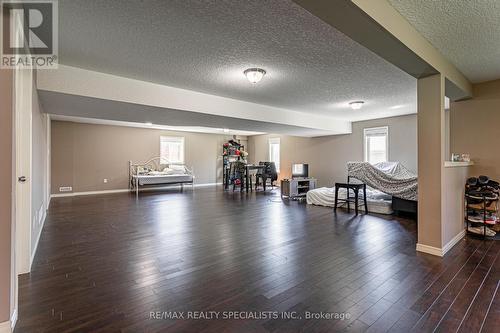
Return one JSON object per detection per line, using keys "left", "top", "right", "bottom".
{"left": 134, "top": 174, "right": 193, "bottom": 186}
{"left": 306, "top": 187, "right": 393, "bottom": 215}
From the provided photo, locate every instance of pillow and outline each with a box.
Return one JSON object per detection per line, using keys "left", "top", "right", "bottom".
{"left": 137, "top": 166, "right": 149, "bottom": 174}
{"left": 160, "top": 167, "right": 183, "bottom": 175}
{"left": 162, "top": 167, "right": 176, "bottom": 175}
{"left": 170, "top": 165, "right": 186, "bottom": 172}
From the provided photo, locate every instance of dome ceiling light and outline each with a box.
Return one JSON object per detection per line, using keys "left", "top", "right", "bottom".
{"left": 244, "top": 68, "right": 266, "bottom": 84}
{"left": 349, "top": 101, "right": 365, "bottom": 110}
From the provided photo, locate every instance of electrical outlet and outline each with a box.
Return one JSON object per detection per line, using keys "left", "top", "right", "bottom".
{"left": 103, "top": 179, "right": 108, "bottom": 183}
{"left": 59, "top": 186, "right": 72, "bottom": 192}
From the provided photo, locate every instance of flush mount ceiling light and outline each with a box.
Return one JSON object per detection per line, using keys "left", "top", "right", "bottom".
{"left": 244, "top": 68, "right": 266, "bottom": 84}
{"left": 145, "top": 122, "right": 153, "bottom": 126}
{"left": 223, "top": 128, "right": 230, "bottom": 133}
{"left": 349, "top": 101, "right": 364, "bottom": 110}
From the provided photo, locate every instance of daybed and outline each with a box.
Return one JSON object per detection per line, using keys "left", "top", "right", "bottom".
{"left": 129, "top": 157, "right": 194, "bottom": 196}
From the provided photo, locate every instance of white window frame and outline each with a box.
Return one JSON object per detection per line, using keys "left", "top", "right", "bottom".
{"left": 363, "top": 126, "right": 389, "bottom": 164}
{"left": 160, "top": 136, "right": 185, "bottom": 164}
{"left": 268, "top": 137, "right": 280, "bottom": 172}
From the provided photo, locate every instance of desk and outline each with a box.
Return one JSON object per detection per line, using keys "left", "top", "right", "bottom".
{"left": 245, "top": 165, "right": 265, "bottom": 192}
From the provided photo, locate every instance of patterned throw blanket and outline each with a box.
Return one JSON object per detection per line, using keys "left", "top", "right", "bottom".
{"left": 347, "top": 162, "right": 418, "bottom": 201}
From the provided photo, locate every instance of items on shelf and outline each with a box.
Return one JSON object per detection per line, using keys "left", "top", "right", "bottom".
{"left": 451, "top": 153, "right": 470, "bottom": 162}
{"left": 465, "top": 175, "right": 499, "bottom": 238}
{"left": 222, "top": 139, "right": 248, "bottom": 189}
{"left": 223, "top": 140, "right": 248, "bottom": 159}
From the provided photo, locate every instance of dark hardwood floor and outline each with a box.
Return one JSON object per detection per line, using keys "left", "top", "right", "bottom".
{"left": 15, "top": 187, "right": 499, "bottom": 332}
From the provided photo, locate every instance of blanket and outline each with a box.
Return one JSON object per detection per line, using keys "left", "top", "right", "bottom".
{"left": 347, "top": 162, "right": 418, "bottom": 201}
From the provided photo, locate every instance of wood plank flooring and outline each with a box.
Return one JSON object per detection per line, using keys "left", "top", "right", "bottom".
{"left": 15, "top": 187, "right": 499, "bottom": 332}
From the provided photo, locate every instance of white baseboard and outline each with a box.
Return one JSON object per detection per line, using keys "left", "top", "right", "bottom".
{"left": 0, "top": 321, "right": 11, "bottom": 333}
{"left": 416, "top": 229, "right": 466, "bottom": 257}
{"left": 0, "top": 309, "right": 17, "bottom": 333}
{"left": 51, "top": 183, "right": 223, "bottom": 198}
{"left": 193, "top": 182, "right": 222, "bottom": 188}
{"left": 442, "top": 229, "right": 466, "bottom": 256}
{"left": 51, "top": 188, "right": 130, "bottom": 198}
{"left": 10, "top": 309, "right": 17, "bottom": 332}
{"left": 30, "top": 210, "right": 47, "bottom": 269}
{"left": 416, "top": 243, "right": 444, "bottom": 257}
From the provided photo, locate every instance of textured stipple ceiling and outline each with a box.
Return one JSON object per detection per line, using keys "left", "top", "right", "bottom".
{"left": 388, "top": 0, "right": 500, "bottom": 83}
{"left": 57, "top": 0, "right": 416, "bottom": 122}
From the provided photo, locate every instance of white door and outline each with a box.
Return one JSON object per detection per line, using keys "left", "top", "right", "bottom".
{"left": 14, "top": 66, "right": 33, "bottom": 276}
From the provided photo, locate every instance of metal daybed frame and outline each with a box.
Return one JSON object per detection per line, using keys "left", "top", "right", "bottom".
{"left": 129, "top": 157, "right": 194, "bottom": 197}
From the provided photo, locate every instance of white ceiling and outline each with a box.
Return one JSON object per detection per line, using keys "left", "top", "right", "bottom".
{"left": 56, "top": 0, "right": 417, "bottom": 122}
{"left": 388, "top": 0, "right": 500, "bottom": 83}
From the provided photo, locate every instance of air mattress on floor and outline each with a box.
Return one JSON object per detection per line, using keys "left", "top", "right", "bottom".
{"left": 306, "top": 187, "right": 394, "bottom": 215}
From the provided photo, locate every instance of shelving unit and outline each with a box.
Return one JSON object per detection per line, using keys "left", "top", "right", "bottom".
{"left": 465, "top": 189, "right": 499, "bottom": 239}
{"left": 222, "top": 140, "right": 245, "bottom": 189}
{"left": 281, "top": 178, "right": 317, "bottom": 199}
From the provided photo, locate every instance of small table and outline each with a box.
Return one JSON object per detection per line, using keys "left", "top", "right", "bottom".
{"left": 245, "top": 165, "right": 265, "bottom": 193}
{"left": 334, "top": 182, "right": 368, "bottom": 215}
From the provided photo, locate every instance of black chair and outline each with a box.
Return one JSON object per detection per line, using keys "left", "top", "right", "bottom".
{"left": 334, "top": 182, "right": 368, "bottom": 215}
{"left": 254, "top": 162, "right": 265, "bottom": 189}
{"left": 255, "top": 162, "right": 278, "bottom": 191}
{"left": 229, "top": 161, "right": 246, "bottom": 192}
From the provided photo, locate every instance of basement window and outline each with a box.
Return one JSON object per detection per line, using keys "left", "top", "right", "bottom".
{"left": 160, "top": 136, "right": 185, "bottom": 163}
{"left": 364, "top": 127, "right": 388, "bottom": 164}
{"left": 269, "top": 137, "right": 280, "bottom": 172}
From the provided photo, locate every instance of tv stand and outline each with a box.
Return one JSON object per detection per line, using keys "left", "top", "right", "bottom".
{"left": 281, "top": 178, "right": 317, "bottom": 199}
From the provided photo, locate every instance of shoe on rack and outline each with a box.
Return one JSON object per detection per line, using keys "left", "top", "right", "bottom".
{"left": 478, "top": 175, "right": 490, "bottom": 185}
{"left": 468, "top": 226, "right": 496, "bottom": 237}
{"left": 467, "top": 177, "right": 478, "bottom": 186}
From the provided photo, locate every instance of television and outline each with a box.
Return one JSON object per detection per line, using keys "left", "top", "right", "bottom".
{"left": 292, "top": 164, "right": 309, "bottom": 178}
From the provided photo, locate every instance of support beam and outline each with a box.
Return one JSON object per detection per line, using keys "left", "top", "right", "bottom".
{"left": 416, "top": 74, "right": 445, "bottom": 254}
{"left": 37, "top": 65, "right": 352, "bottom": 135}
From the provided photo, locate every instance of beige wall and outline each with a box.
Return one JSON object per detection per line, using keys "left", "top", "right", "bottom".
{"left": 51, "top": 121, "right": 234, "bottom": 193}
{"left": 247, "top": 134, "right": 313, "bottom": 182}
{"left": 0, "top": 69, "right": 13, "bottom": 323}
{"left": 248, "top": 114, "right": 417, "bottom": 187}
{"left": 451, "top": 79, "right": 500, "bottom": 181}
{"left": 443, "top": 166, "right": 470, "bottom": 246}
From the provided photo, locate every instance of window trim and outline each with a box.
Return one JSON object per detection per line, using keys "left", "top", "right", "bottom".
{"left": 160, "top": 136, "right": 185, "bottom": 164}
{"left": 268, "top": 137, "right": 280, "bottom": 172}
{"left": 363, "top": 126, "right": 389, "bottom": 164}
